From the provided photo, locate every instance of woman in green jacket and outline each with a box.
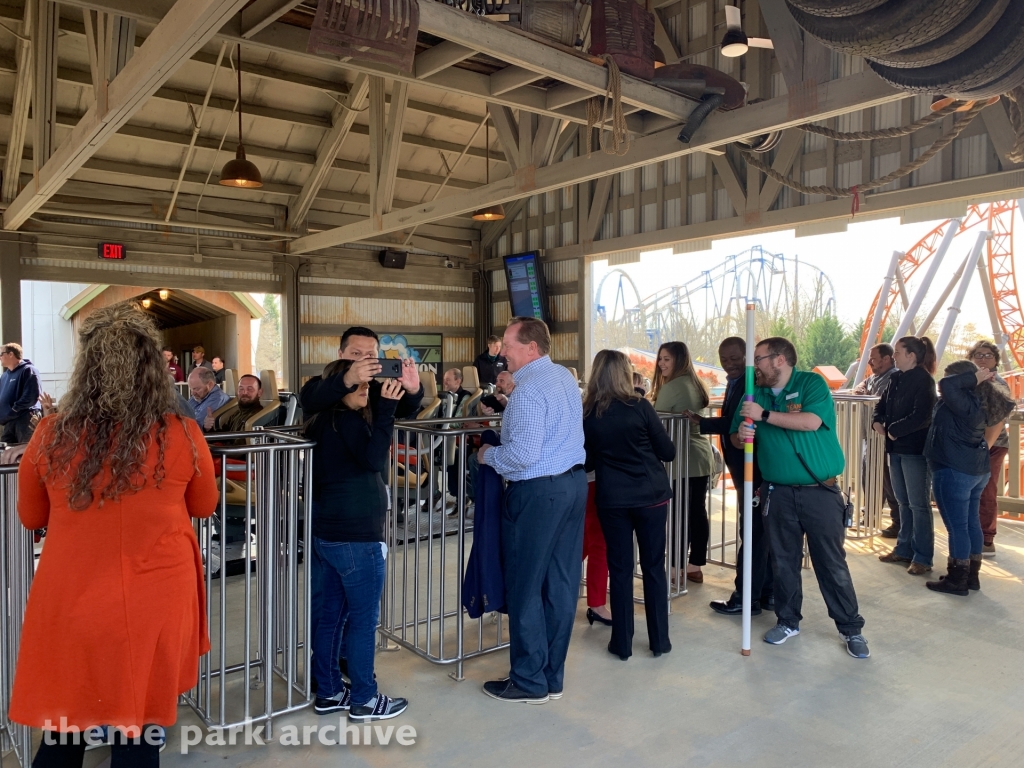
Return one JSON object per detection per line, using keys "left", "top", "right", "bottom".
{"left": 651, "top": 341, "right": 714, "bottom": 583}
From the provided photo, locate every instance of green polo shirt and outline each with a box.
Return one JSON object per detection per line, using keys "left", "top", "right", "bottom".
{"left": 730, "top": 369, "right": 845, "bottom": 485}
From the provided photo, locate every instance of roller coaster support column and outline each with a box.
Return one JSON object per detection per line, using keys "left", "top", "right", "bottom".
{"left": 854, "top": 250, "right": 902, "bottom": 386}
{"left": 936, "top": 231, "right": 992, "bottom": 359}
{"left": 741, "top": 303, "right": 755, "bottom": 657}
{"left": 976, "top": 258, "right": 1008, "bottom": 362}
{"left": 892, "top": 219, "right": 962, "bottom": 342}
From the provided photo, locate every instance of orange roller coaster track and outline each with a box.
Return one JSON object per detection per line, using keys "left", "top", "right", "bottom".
{"left": 859, "top": 201, "right": 1024, "bottom": 368}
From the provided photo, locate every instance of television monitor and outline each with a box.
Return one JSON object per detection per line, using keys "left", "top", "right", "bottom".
{"left": 503, "top": 251, "right": 551, "bottom": 325}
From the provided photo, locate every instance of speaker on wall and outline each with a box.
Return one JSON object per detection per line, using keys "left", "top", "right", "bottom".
{"left": 378, "top": 249, "right": 407, "bottom": 269}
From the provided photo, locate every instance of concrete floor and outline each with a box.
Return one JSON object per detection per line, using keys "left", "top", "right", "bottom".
{"left": 99, "top": 515, "right": 1024, "bottom": 768}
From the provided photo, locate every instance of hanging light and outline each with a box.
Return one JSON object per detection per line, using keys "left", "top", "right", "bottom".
{"left": 159, "top": 289, "right": 170, "bottom": 301}
{"left": 472, "top": 118, "right": 505, "bottom": 222}
{"left": 141, "top": 298, "right": 152, "bottom": 308}
{"left": 219, "top": 43, "right": 263, "bottom": 188}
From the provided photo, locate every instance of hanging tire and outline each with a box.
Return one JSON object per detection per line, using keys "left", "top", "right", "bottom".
{"left": 787, "top": 0, "right": 887, "bottom": 17}
{"left": 785, "top": 0, "right": 983, "bottom": 58}
{"left": 866, "top": 0, "right": 1009, "bottom": 70}
{"left": 866, "top": 0, "right": 1024, "bottom": 95}
{"left": 954, "top": 62, "right": 1024, "bottom": 100}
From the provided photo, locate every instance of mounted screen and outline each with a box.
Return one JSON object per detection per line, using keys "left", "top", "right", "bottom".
{"left": 503, "top": 251, "right": 551, "bottom": 325}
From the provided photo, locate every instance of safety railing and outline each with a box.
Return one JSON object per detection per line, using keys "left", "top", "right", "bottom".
{"left": 833, "top": 393, "right": 886, "bottom": 540}
{"left": 380, "top": 416, "right": 508, "bottom": 682}
{"left": 0, "top": 465, "right": 32, "bottom": 768}
{"left": 183, "top": 430, "right": 314, "bottom": 739}
{"left": 997, "top": 409, "right": 1024, "bottom": 519}
{"left": 658, "top": 413, "right": 698, "bottom": 599}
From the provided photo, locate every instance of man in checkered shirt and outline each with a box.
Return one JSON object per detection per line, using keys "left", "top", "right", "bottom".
{"left": 478, "top": 317, "right": 587, "bottom": 705}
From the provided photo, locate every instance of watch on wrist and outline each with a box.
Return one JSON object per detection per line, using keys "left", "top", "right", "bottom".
{"left": 760, "top": 409, "right": 771, "bottom": 423}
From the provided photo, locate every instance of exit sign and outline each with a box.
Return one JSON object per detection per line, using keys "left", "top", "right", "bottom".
{"left": 98, "top": 242, "right": 126, "bottom": 260}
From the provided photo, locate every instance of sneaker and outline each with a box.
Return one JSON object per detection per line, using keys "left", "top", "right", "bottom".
{"left": 548, "top": 688, "right": 563, "bottom": 700}
{"left": 709, "top": 597, "right": 761, "bottom": 616}
{"left": 763, "top": 623, "right": 799, "bottom": 645}
{"left": 482, "top": 678, "right": 549, "bottom": 704}
{"left": 982, "top": 542, "right": 996, "bottom": 558}
{"left": 465, "top": 502, "right": 475, "bottom": 519}
{"left": 315, "top": 687, "right": 352, "bottom": 714}
{"left": 841, "top": 633, "right": 871, "bottom": 659}
{"left": 348, "top": 693, "right": 408, "bottom": 722}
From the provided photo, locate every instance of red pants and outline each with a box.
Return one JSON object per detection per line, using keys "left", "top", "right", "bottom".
{"left": 582, "top": 483, "right": 608, "bottom": 608}
{"left": 979, "top": 446, "right": 1007, "bottom": 544}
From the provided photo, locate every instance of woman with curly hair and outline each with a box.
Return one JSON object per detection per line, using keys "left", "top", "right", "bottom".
{"left": 966, "top": 340, "right": 1014, "bottom": 557}
{"left": 10, "top": 302, "right": 217, "bottom": 765}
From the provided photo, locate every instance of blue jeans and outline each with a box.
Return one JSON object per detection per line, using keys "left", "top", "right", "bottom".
{"left": 502, "top": 467, "right": 587, "bottom": 696}
{"left": 888, "top": 454, "right": 934, "bottom": 566}
{"left": 931, "top": 467, "right": 988, "bottom": 560}
{"left": 312, "top": 539, "right": 385, "bottom": 706}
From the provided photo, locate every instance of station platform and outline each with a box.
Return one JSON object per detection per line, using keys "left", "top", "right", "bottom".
{"left": 137, "top": 516, "right": 1024, "bottom": 768}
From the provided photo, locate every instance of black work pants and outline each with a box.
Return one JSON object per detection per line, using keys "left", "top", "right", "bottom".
{"left": 597, "top": 503, "right": 671, "bottom": 658}
{"left": 764, "top": 483, "right": 865, "bottom": 636}
{"left": 726, "top": 461, "right": 773, "bottom": 603}
{"left": 2, "top": 410, "right": 39, "bottom": 444}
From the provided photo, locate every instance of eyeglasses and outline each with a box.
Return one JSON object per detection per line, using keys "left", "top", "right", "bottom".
{"left": 971, "top": 352, "right": 996, "bottom": 360}
{"left": 753, "top": 353, "right": 780, "bottom": 365}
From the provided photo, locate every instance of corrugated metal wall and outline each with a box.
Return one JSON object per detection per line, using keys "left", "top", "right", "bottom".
{"left": 298, "top": 261, "right": 477, "bottom": 381}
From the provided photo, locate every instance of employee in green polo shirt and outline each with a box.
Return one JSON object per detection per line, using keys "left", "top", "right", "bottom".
{"left": 730, "top": 336, "right": 869, "bottom": 659}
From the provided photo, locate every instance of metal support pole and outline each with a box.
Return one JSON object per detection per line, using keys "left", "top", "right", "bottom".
{"left": 935, "top": 231, "right": 992, "bottom": 359}
{"left": 741, "top": 303, "right": 755, "bottom": 656}
{"left": 919, "top": 253, "right": 970, "bottom": 337}
{"left": 893, "top": 219, "right": 961, "bottom": 341}
{"left": 854, "top": 250, "right": 902, "bottom": 386}
{"left": 975, "top": 258, "right": 1008, "bottom": 361}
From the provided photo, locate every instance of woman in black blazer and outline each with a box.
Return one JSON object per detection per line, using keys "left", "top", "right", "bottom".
{"left": 583, "top": 350, "right": 676, "bottom": 660}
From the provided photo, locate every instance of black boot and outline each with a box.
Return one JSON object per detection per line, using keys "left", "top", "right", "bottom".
{"left": 968, "top": 554, "right": 982, "bottom": 591}
{"left": 926, "top": 559, "right": 969, "bottom": 596}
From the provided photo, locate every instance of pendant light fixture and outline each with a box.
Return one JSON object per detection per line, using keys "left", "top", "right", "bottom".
{"left": 219, "top": 43, "right": 263, "bottom": 188}
{"left": 472, "top": 118, "right": 505, "bottom": 222}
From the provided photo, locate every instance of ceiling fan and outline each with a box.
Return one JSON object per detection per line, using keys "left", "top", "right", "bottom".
{"left": 721, "top": 4, "right": 774, "bottom": 57}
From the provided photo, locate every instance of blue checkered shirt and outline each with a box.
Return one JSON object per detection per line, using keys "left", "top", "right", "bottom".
{"left": 483, "top": 355, "right": 585, "bottom": 481}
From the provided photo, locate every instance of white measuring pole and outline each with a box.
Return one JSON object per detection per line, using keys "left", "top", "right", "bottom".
{"left": 741, "top": 303, "right": 755, "bottom": 656}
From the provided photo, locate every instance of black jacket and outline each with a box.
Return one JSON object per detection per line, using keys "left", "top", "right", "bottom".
{"left": 473, "top": 351, "right": 507, "bottom": 386}
{"left": 300, "top": 369, "right": 423, "bottom": 420}
{"left": 0, "top": 359, "right": 41, "bottom": 425}
{"left": 699, "top": 376, "right": 761, "bottom": 486}
{"left": 924, "top": 371, "right": 988, "bottom": 476}
{"left": 306, "top": 397, "right": 399, "bottom": 542}
{"left": 873, "top": 366, "right": 937, "bottom": 455}
{"left": 584, "top": 398, "right": 676, "bottom": 509}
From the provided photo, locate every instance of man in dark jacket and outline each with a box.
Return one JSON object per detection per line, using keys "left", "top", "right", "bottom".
{"left": 300, "top": 326, "right": 423, "bottom": 695}
{"left": 691, "top": 337, "right": 772, "bottom": 617}
{"left": 473, "top": 336, "right": 507, "bottom": 385}
{"left": 0, "top": 344, "right": 41, "bottom": 444}
{"left": 855, "top": 343, "right": 901, "bottom": 538}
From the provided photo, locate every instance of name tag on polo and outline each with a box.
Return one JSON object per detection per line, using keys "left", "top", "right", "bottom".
{"left": 786, "top": 392, "right": 799, "bottom": 400}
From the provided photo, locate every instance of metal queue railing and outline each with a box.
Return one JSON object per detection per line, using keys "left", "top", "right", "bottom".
{"left": 0, "top": 465, "right": 32, "bottom": 768}
{"left": 182, "top": 429, "right": 314, "bottom": 739}
{"left": 379, "top": 416, "right": 508, "bottom": 682}
{"left": 833, "top": 393, "right": 887, "bottom": 540}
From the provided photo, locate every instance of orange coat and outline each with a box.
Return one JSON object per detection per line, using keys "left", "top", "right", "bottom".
{"left": 10, "top": 415, "right": 217, "bottom": 730}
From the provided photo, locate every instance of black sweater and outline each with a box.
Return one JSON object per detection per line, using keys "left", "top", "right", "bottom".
{"left": 924, "top": 371, "right": 988, "bottom": 476}
{"left": 872, "top": 366, "right": 937, "bottom": 455}
{"left": 583, "top": 398, "right": 676, "bottom": 509}
{"left": 307, "top": 397, "right": 398, "bottom": 542}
